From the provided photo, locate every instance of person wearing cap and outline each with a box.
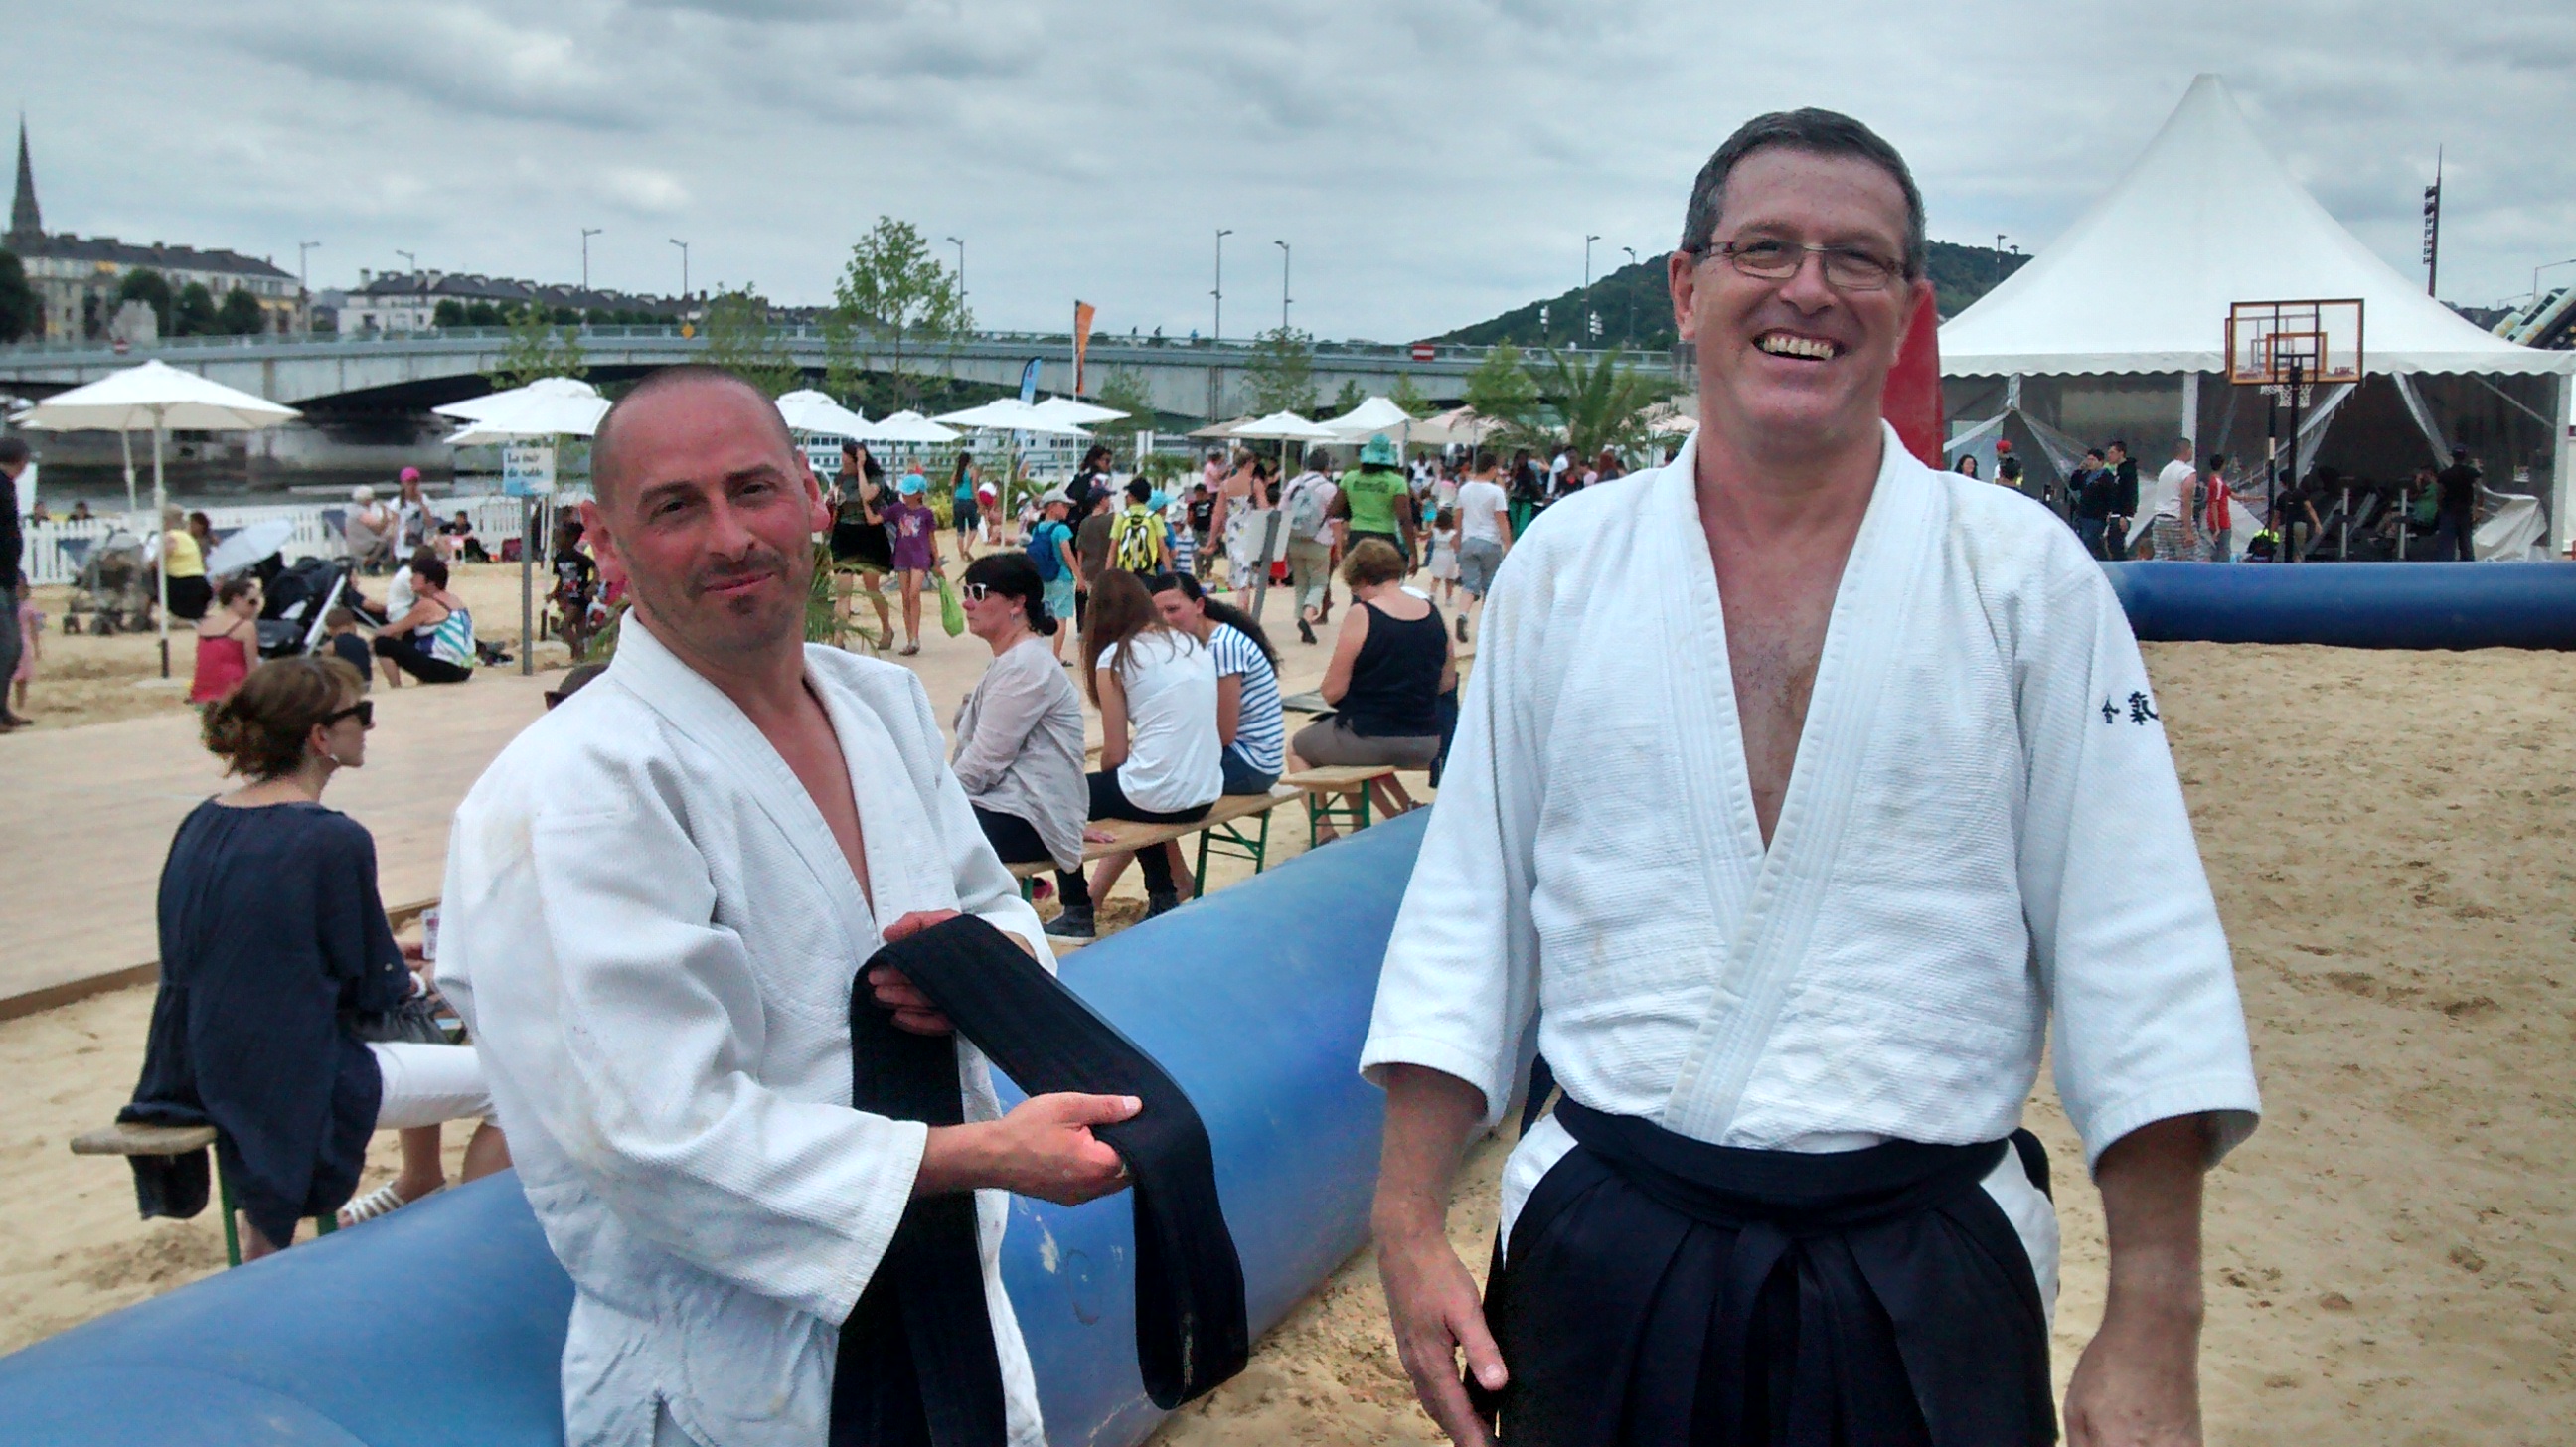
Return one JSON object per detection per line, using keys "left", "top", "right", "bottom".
{"left": 394, "top": 466, "right": 432, "bottom": 554}
{"left": 1333, "top": 433, "right": 1417, "bottom": 570}
{"left": 1027, "top": 489, "right": 1080, "bottom": 663}
{"left": 885, "top": 469, "right": 943, "bottom": 656}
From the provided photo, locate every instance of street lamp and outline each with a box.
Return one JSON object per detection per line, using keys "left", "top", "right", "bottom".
{"left": 1212, "top": 229, "right": 1232, "bottom": 344}
{"left": 2532, "top": 257, "right": 2576, "bottom": 305}
{"left": 1996, "top": 233, "right": 2010, "bottom": 286}
{"left": 297, "top": 241, "right": 321, "bottom": 332}
{"left": 668, "top": 239, "right": 690, "bottom": 302}
{"left": 581, "top": 228, "right": 602, "bottom": 291}
{"left": 1582, "top": 235, "right": 1601, "bottom": 345}
{"left": 1621, "top": 246, "right": 1639, "bottom": 345}
{"left": 945, "top": 236, "right": 965, "bottom": 320}
{"left": 395, "top": 249, "right": 416, "bottom": 278}
{"left": 1275, "top": 240, "right": 1291, "bottom": 334}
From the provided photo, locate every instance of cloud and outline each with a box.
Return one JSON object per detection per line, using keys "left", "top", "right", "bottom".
{"left": 7, "top": 0, "right": 2571, "bottom": 340}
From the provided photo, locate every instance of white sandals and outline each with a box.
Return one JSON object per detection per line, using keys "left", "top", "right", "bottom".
{"left": 337, "top": 1180, "right": 438, "bottom": 1228}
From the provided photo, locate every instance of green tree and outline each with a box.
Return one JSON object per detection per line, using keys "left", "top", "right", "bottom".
{"left": 117, "top": 267, "right": 174, "bottom": 333}
{"left": 1531, "top": 347, "right": 1670, "bottom": 460}
{"left": 1244, "top": 326, "right": 1316, "bottom": 417}
{"left": 701, "top": 288, "right": 801, "bottom": 398}
{"left": 171, "top": 281, "right": 219, "bottom": 337}
{"left": 1462, "top": 342, "right": 1541, "bottom": 439}
{"left": 833, "top": 218, "right": 970, "bottom": 412}
{"left": 217, "top": 287, "right": 265, "bottom": 336}
{"left": 0, "top": 250, "right": 36, "bottom": 341}
{"left": 485, "top": 303, "right": 588, "bottom": 388}
{"left": 820, "top": 307, "right": 865, "bottom": 407}
{"left": 1090, "top": 368, "right": 1155, "bottom": 439}
{"left": 433, "top": 298, "right": 468, "bottom": 328}
{"left": 1388, "top": 371, "right": 1431, "bottom": 418}
{"left": 1327, "top": 379, "right": 1366, "bottom": 418}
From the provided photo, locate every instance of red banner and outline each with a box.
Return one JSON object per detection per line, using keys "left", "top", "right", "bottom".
{"left": 1072, "top": 301, "right": 1097, "bottom": 394}
{"left": 1881, "top": 300, "right": 1945, "bottom": 468}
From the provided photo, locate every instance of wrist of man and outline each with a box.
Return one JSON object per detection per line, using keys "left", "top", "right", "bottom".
{"left": 913, "top": 1120, "right": 1002, "bottom": 1199}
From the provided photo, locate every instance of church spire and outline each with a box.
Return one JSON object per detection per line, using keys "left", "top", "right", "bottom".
{"left": 9, "top": 116, "right": 40, "bottom": 247}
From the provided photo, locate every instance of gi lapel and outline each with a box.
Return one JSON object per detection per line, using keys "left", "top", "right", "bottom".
{"left": 1659, "top": 428, "right": 1939, "bottom": 1142}
{"left": 605, "top": 618, "right": 882, "bottom": 954}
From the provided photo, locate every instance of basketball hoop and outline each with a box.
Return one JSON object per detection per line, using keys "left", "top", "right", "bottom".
{"left": 2225, "top": 300, "right": 2364, "bottom": 563}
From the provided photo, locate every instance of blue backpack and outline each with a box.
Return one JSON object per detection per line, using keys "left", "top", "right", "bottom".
{"left": 1027, "top": 520, "right": 1066, "bottom": 581}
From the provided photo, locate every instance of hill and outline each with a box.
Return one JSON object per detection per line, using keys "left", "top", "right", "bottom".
{"left": 1433, "top": 239, "right": 2029, "bottom": 351}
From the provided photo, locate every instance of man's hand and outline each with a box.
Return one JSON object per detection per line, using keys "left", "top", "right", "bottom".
{"left": 872, "top": 909, "right": 961, "bottom": 1035}
{"left": 1372, "top": 1064, "right": 1502, "bottom": 1447}
{"left": 916, "top": 1093, "right": 1140, "bottom": 1206}
{"left": 2064, "top": 1115, "right": 2209, "bottom": 1446}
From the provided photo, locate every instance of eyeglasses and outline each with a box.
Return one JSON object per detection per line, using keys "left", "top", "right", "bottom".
{"left": 1690, "top": 238, "right": 1907, "bottom": 292}
{"left": 961, "top": 582, "right": 995, "bottom": 602}
{"left": 323, "top": 701, "right": 375, "bottom": 730}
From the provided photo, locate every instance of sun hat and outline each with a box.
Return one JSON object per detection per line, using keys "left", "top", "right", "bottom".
{"left": 1360, "top": 434, "right": 1399, "bottom": 467}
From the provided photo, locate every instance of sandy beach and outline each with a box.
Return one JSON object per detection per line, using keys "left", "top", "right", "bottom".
{"left": 1, "top": 627, "right": 2569, "bottom": 1442}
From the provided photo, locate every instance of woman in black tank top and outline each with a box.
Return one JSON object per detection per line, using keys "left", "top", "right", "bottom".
{"left": 1289, "top": 539, "right": 1456, "bottom": 808}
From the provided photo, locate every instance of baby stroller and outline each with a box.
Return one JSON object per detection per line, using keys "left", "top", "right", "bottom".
{"left": 257, "top": 557, "right": 357, "bottom": 660}
{"left": 61, "top": 532, "right": 156, "bottom": 635}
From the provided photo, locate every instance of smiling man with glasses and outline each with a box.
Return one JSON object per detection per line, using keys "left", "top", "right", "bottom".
{"left": 1365, "top": 111, "right": 2258, "bottom": 1446}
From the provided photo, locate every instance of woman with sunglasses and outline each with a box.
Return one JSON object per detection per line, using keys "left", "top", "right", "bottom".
{"left": 949, "top": 554, "right": 1088, "bottom": 910}
{"left": 121, "top": 657, "right": 509, "bottom": 1260}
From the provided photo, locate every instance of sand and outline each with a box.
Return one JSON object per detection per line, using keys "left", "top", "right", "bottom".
{"left": 2, "top": 636, "right": 2569, "bottom": 1442}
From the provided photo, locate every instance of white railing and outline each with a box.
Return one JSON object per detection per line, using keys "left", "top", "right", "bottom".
{"left": 23, "top": 495, "right": 535, "bottom": 587}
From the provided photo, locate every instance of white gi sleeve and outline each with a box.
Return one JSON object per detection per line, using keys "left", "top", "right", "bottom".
{"left": 1358, "top": 545, "right": 1546, "bottom": 1127}
{"left": 2013, "top": 554, "right": 2261, "bottom": 1173}
{"left": 502, "top": 779, "right": 924, "bottom": 1325}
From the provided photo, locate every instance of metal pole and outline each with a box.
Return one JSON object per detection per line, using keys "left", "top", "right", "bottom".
{"left": 1212, "top": 229, "right": 1230, "bottom": 343}
{"left": 119, "top": 427, "right": 135, "bottom": 515}
{"left": 669, "top": 240, "right": 689, "bottom": 304}
{"left": 2396, "top": 484, "right": 2412, "bottom": 560}
{"left": 1584, "top": 235, "right": 1599, "bottom": 345}
{"left": 1247, "top": 509, "right": 1282, "bottom": 631}
{"left": 298, "top": 241, "right": 320, "bottom": 332}
{"left": 581, "top": 228, "right": 601, "bottom": 290}
{"left": 153, "top": 411, "right": 169, "bottom": 678}
{"left": 2338, "top": 484, "right": 2351, "bottom": 561}
{"left": 521, "top": 495, "right": 536, "bottom": 676}
{"left": 2282, "top": 357, "right": 2306, "bottom": 563}
{"left": 1275, "top": 241, "right": 1290, "bottom": 333}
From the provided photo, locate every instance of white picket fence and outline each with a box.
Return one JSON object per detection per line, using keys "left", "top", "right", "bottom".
{"left": 23, "top": 496, "right": 537, "bottom": 588}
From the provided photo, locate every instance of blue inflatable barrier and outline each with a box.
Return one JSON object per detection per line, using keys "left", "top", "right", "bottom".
{"left": 0, "top": 810, "right": 1432, "bottom": 1447}
{"left": 2103, "top": 561, "right": 2576, "bottom": 651}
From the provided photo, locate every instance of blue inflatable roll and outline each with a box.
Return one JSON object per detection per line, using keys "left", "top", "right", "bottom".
{"left": 0, "top": 810, "right": 1434, "bottom": 1447}
{"left": 2103, "top": 561, "right": 2576, "bottom": 651}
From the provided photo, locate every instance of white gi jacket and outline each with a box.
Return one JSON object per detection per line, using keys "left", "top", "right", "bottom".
{"left": 439, "top": 617, "right": 1051, "bottom": 1447}
{"left": 1361, "top": 424, "right": 2261, "bottom": 1307}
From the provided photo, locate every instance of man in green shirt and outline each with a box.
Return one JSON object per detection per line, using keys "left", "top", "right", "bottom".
{"left": 1333, "top": 433, "right": 1417, "bottom": 569}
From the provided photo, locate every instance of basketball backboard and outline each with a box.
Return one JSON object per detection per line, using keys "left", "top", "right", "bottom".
{"left": 2226, "top": 299, "right": 2365, "bottom": 389}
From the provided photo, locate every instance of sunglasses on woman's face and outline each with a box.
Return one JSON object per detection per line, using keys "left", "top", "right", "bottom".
{"left": 324, "top": 701, "right": 375, "bottom": 730}
{"left": 961, "top": 582, "right": 995, "bottom": 602}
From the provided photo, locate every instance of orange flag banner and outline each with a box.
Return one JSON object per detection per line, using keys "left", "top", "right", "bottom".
{"left": 1073, "top": 301, "right": 1098, "bottom": 394}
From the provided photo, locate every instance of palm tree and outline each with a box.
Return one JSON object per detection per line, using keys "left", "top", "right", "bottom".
{"left": 1530, "top": 346, "right": 1670, "bottom": 461}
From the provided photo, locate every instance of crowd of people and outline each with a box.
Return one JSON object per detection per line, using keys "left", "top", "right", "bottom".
{"left": 1962, "top": 431, "right": 2496, "bottom": 564}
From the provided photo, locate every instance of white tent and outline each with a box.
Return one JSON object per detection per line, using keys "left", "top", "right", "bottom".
{"left": 1318, "top": 396, "right": 1415, "bottom": 440}
{"left": 1943, "top": 76, "right": 2572, "bottom": 379}
{"left": 1941, "top": 74, "right": 2576, "bottom": 552}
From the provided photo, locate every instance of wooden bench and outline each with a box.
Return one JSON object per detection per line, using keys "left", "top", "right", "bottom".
{"left": 72, "top": 1120, "right": 336, "bottom": 1267}
{"left": 1279, "top": 764, "right": 1416, "bottom": 839}
{"left": 1007, "top": 788, "right": 1298, "bottom": 904}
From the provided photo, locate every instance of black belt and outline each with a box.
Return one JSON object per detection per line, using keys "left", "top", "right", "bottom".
{"left": 834, "top": 915, "right": 1248, "bottom": 1446}
{"left": 1482, "top": 1098, "right": 2054, "bottom": 1447}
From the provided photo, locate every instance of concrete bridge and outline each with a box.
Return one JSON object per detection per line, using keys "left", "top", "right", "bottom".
{"left": 0, "top": 325, "right": 1689, "bottom": 423}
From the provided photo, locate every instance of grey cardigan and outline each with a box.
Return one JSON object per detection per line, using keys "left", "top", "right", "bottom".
{"left": 952, "top": 636, "right": 1090, "bottom": 869}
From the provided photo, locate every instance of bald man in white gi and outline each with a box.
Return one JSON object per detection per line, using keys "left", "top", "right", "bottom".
{"left": 438, "top": 366, "right": 1138, "bottom": 1447}
{"left": 1365, "top": 111, "right": 2259, "bottom": 1447}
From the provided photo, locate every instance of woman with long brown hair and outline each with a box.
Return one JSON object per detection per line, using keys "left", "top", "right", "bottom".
{"left": 1046, "top": 569, "right": 1220, "bottom": 938}
{"left": 122, "top": 656, "right": 508, "bottom": 1258}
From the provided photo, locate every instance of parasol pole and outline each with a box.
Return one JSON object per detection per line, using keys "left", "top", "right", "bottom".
{"left": 119, "top": 427, "right": 135, "bottom": 515}
{"left": 153, "top": 407, "right": 169, "bottom": 679}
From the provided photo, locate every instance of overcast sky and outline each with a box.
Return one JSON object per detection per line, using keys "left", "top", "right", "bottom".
{"left": 6, "top": 1, "right": 2571, "bottom": 340}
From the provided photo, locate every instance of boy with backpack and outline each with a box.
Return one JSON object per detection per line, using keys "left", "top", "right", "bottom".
{"left": 1024, "top": 489, "right": 1079, "bottom": 660}
{"left": 1109, "top": 477, "right": 1168, "bottom": 575}
{"left": 1279, "top": 456, "right": 1340, "bottom": 643}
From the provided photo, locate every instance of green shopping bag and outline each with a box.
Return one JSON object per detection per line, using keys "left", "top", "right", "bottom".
{"left": 935, "top": 572, "right": 967, "bottom": 637}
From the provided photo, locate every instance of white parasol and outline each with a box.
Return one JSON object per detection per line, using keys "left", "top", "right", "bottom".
{"left": 17, "top": 361, "right": 300, "bottom": 678}
{"left": 933, "top": 398, "right": 1092, "bottom": 437}
{"left": 202, "top": 518, "right": 297, "bottom": 578}
{"left": 869, "top": 410, "right": 964, "bottom": 444}
{"left": 440, "top": 381, "right": 609, "bottom": 446}
{"left": 774, "top": 390, "right": 878, "bottom": 439}
{"left": 432, "top": 375, "right": 602, "bottom": 424}
{"left": 1028, "top": 396, "right": 1129, "bottom": 427}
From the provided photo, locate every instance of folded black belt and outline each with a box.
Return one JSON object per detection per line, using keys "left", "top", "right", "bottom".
{"left": 834, "top": 914, "right": 1248, "bottom": 1447}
